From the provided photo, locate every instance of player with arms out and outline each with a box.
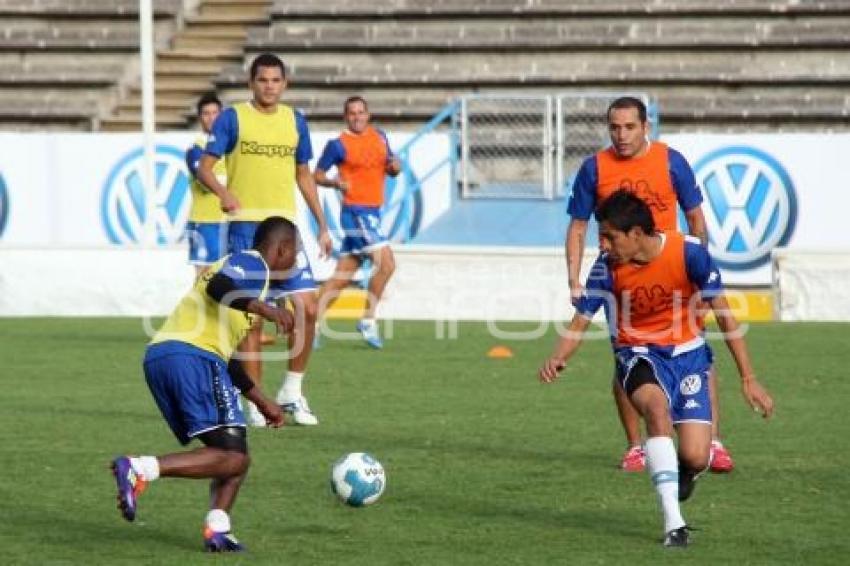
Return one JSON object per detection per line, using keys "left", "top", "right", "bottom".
{"left": 539, "top": 190, "right": 774, "bottom": 547}
{"left": 566, "top": 96, "right": 735, "bottom": 472}
{"left": 197, "top": 53, "right": 332, "bottom": 426}
{"left": 111, "top": 216, "right": 300, "bottom": 552}
{"left": 314, "top": 96, "right": 401, "bottom": 348}
{"left": 185, "top": 92, "right": 227, "bottom": 276}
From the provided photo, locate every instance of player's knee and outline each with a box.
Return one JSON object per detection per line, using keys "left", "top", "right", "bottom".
{"left": 380, "top": 251, "right": 396, "bottom": 276}
{"left": 198, "top": 426, "right": 248, "bottom": 455}
{"left": 302, "top": 299, "right": 318, "bottom": 324}
{"left": 679, "top": 448, "right": 710, "bottom": 473}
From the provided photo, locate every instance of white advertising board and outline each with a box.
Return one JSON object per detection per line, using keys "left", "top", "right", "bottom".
{"left": 0, "top": 132, "right": 451, "bottom": 281}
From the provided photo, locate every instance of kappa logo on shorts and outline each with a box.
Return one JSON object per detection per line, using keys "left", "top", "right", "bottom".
{"left": 101, "top": 145, "right": 191, "bottom": 245}
{"left": 680, "top": 374, "right": 702, "bottom": 396}
{"left": 683, "top": 399, "right": 701, "bottom": 410}
{"left": 0, "top": 171, "right": 8, "bottom": 239}
{"left": 694, "top": 146, "right": 797, "bottom": 270}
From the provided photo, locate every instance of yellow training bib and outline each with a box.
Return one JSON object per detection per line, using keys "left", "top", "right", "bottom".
{"left": 189, "top": 134, "right": 227, "bottom": 223}
{"left": 227, "top": 102, "right": 299, "bottom": 222}
{"left": 150, "top": 251, "right": 270, "bottom": 360}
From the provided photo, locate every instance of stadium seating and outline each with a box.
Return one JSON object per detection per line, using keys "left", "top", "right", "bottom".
{"left": 0, "top": 0, "right": 181, "bottom": 130}
{"left": 213, "top": 0, "right": 850, "bottom": 131}
{"left": 1, "top": 0, "right": 849, "bottom": 131}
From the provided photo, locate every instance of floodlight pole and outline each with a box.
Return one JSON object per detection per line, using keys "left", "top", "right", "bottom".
{"left": 140, "top": 0, "right": 157, "bottom": 245}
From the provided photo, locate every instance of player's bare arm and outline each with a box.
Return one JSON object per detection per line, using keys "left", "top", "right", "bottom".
{"left": 684, "top": 206, "right": 709, "bottom": 246}
{"left": 709, "top": 293, "right": 775, "bottom": 418}
{"left": 566, "top": 219, "right": 589, "bottom": 300}
{"left": 314, "top": 168, "right": 348, "bottom": 192}
{"left": 539, "top": 314, "right": 593, "bottom": 383}
{"left": 296, "top": 163, "right": 332, "bottom": 256}
{"left": 198, "top": 154, "right": 240, "bottom": 214}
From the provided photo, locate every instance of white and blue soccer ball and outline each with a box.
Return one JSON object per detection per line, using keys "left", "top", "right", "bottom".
{"left": 330, "top": 452, "right": 386, "bottom": 507}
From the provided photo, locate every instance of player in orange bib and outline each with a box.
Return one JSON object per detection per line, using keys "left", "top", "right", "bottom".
{"left": 314, "top": 96, "right": 401, "bottom": 349}
{"left": 540, "top": 190, "right": 774, "bottom": 548}
{"left": 566, "top": 96, "right": 734, "bottom": 473}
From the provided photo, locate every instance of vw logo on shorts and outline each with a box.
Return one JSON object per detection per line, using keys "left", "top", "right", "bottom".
{"left": 101, "top": 145, "right": 190, "bottom": 245}
{"left": 0, "top": 171, "right": 8, "bottom": 238}
{"left": 694, "top": 146, "right": 797, "bottom": 270}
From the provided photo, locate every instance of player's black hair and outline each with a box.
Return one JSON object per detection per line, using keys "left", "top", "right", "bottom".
{"left": 196, "top": 92, "right": 222, "bottom": 116}
{"left": 252, "top": 216, "right": 297, "bottom": 248}
{"left": 343, "top": 95, "right": 369, "bottom": 113}
{"left": 595, "top": 189, "right": 655, "bottom": 235}
{"left": 607, "top": 96, "right": 647, "bottom": 123}
{"left": 249, "top": 52, "right": 286, "bottom": 80}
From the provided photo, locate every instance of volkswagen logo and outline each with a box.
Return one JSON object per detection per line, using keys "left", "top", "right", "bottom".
{"left": 101, "top": 145, "right": 191, "bottom": 245}
{"left": 694, "top": 146, "right": 797, "bottom": 270}
{"left": 0, "top": 171, "right": 8, "bottom": 239}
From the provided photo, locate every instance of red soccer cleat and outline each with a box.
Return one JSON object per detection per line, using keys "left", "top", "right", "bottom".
{"left": 620, "top": 445, "right": 646, "bottom": 472}
{"left": 710, "top": 440, "right": 735, "bottom": 473}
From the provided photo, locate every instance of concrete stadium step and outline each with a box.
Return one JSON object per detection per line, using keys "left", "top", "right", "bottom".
{"left": 99, "top": 112, "right": 188, "bottom": 131}
{"left": 0, "top": 0, "right": 182, "bottom": 18}
{"left": 198, "top": 0, "right": 271, "bottom": 18}
{"left": 269, "top": 0, "right": 850, "bottom": 18}
{"left": 252, "top": 17, "right": 850, "bottom": 50}
{"left": 221, "top": 50, "right": 850, "bottom": 86}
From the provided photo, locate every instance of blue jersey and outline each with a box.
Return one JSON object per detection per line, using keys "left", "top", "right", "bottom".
{"left": 567, "top": 144, "right": 703, "bottom": 223}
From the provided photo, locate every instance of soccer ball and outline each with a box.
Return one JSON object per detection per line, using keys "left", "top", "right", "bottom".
{"left": 330, "top": 452, "right": 386, "bottom": 507}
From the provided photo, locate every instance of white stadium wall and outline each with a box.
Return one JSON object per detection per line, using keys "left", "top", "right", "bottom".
{"left": 773, "top": 250, "right": 850, "bottom": 321}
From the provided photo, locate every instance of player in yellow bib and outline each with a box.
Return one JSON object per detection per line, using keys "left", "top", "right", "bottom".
{"left": 185, "top": 92, "right": 227, "bottom": 276}
{"left": 197, "top": 53, "right": 332, "bottom": 426}
{"left": 111, "top": 216, "right": 299, "bottom": 552}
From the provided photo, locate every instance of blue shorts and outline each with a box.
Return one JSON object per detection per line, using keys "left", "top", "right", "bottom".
{"left": 228, "top": 220, "right": 317, "bottom": 294}
{"left": 614, "top": 343, "right": 712, "bottom": 425}
{"left": 186, "top": 222, "right": 226, "bottom": 265}
{"left": 143, "top": 343, "right": 245, "bottom": 445}
{"left": 339, "top": 205, "right": 389, "bottom": 256}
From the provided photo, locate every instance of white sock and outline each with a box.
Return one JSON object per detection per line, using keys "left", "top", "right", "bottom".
{"left": 280, "top": 371, "right": 305, "bottom": 402}
{"left": 361, "top": 318, "right": 376, "bottom": 328}
{"left": 645, "top": 436, "right": 686, "bottom": 534}
{"left": 205, "top": 509, "right": 231, "bottom": 533}
{"left": 130, "top": 456, "right": 160, "bottom": 481}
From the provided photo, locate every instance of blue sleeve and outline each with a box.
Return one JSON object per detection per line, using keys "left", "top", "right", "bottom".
{"left": 669, "top": 148, "right": 703, "bottom": 212}
{"left": 219, "top": 252, "right": 269, "bottom": 298}
{"left": 376, "top": 128, "right": 395, "bottom": 158}
{"left": 574, "top": 254, "right": 614, "bottom": 316}
{"left": 185, "top": 145, "right": 203, "bottom": 178}
{"left": 684, "top": 239, "right": 723, "bottom": 299}
{"left": 316, "top": 139, "right": 345, "bottom": 171}
{"left": 295, "top": 110, "right": 313, "bottom": 164}
{"left": 566, "top": 156, "right": 599, "bottom": 220}
{"left": 205, "top": 107, "right": 238, "bottom": 157}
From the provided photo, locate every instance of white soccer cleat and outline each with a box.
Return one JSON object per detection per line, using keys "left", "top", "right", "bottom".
{"left": 279, "top": 396, "right": 319, "bottom": 426}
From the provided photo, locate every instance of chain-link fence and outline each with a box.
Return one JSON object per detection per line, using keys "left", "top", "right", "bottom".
{"left": 460, "top": 95, "right": 553, "bottom": 198}
{"left": 459, "top": 92, "right": 655, "bottom": 199}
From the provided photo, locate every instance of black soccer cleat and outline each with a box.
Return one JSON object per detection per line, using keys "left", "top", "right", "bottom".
{"left": 678, "top": 468, "right": 698, "bottom": 502}
{"left": 663, "top": 525, "right": 691, "bottom": 548}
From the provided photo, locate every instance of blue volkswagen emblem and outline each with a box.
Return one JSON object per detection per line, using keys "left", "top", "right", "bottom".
{"left": 694, "top": 146, "right": 797, "bottom": 270}
{"left": 101, "top": 145, "right": 191, "bottom": 245}
{"left": 0, "top": 171, "right": 8, "bottom": 239}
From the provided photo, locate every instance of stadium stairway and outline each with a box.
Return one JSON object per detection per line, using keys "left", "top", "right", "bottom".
{"left": 100, "top": 0, "right": 272, "bottom": 131}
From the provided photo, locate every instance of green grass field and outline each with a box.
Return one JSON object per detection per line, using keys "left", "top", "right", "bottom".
{"left": 2, "top": 318, "right": 848, "bottom": 565}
